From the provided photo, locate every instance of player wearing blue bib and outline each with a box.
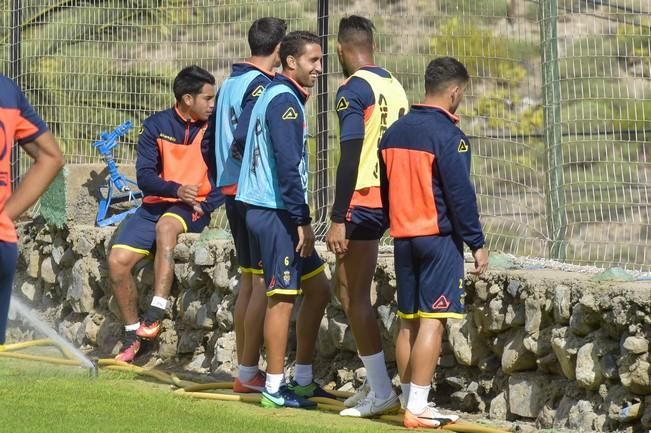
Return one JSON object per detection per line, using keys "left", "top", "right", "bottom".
{"left": 327, "top": 16, "right": 407, "bottom": 418}
{"left": 214, "top": 17, "right": 287, "bottom": 394}
{"left": 236, "top": 31, "right": 333, "bottom": 409}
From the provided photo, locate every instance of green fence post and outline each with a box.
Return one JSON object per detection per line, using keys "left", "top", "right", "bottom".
{"left": 315, "top": 0, "right": 329, "bottom": 239}
{"left": 539, "top": 0, "right": 566, "bottom": 261}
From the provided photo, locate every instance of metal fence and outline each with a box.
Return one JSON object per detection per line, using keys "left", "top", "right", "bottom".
{"left": 1, "top": 0, "right": 649, "bottom": 271}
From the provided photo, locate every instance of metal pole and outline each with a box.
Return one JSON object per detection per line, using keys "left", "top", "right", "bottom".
{"left": 539, "top": 0, "right": 566, "bottom": 261}
{"left": 315, "top": 0, "right": 329, "bottom": 238}
{"left": 10, "top": 0, "right": 22, "bottom": 191}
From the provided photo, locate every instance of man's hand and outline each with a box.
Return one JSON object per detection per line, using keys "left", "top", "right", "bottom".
{"left": 296, "top": 224, "right": 315, "bottom": 258}
{"left": 193, "top": 204, "right": 204, "bottom": 216}
{"left": 326, "top": 222, "right": 349, "bottom": 257}
{"left": 177, "top": 184, "right": 199, "bottom": 207}
{"left": 470, "top": 247, "right": 489, "bottom": 275}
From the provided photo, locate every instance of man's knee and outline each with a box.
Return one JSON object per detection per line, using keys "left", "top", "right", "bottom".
{"left": 155, "top": 219, "right": 182, "bottom": 248}
{"left": 108, "top": 249, "right": 136, "bottom": 277}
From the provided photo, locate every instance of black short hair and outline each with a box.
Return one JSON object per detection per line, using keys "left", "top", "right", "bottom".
{"left": 279, "top": 31, "right": 321, "bottom": 69}
{"left": 173, "top": 65, "right": 215, "bottom": 102}
{"left": 337, "top": 15, "right": 374, "bottom": 49}
{"left": 248, "top": 17, "right": 287, "bottom": 56}
{"left": 425, "top": 57, "right": 470, "bottom": 94}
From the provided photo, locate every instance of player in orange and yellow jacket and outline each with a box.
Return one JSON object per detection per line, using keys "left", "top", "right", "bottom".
{"left": 109, "top": 66, "right": 223, "bottom": 362}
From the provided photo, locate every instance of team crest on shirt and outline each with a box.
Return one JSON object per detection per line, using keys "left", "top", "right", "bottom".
{"left": 458, "top": 138, "right": 468, "bottom": 153}
{"left": 251, "top": 85, "right": 264, "bottom": 97}
{"left": 432, "top": 295, "right": 450, "bottom": 310}
{"left": 282, "top": 106, "right": 298, "bottom": 120}
{"left": 336, "top": 96, "right": 349, "bottom": 111}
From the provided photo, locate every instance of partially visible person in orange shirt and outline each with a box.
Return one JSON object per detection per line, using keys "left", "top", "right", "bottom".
{"left": 0, "top": 75, "right": 65, "bottom": 345}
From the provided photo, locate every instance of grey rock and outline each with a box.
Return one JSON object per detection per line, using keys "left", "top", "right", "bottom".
{"left": 178, "top": 330, "right": 205, "bottom": 355}
{"left": 600, "top": 353, "right": 619, "bottom": 380}
{"left": 524, "top": 298, "right": 542, "bottom": 335}
{"left": 40, "top": 257, "right": 58, "bottom": 284}
{"left": 67, "top": 258, "right": 100, "bottom": 313}
{"left": 82, "top": 313, "right": 103, "bottom": 345}
{"left": 567, "top": 400, "right": 602, "bottom": 432}
{"left": 187, "top": 354, "right": 209, "bottom": 373}
{"left": 451, "top": 390, "right": 482, "bottom": 412}
{"left": 502, "top": 328, "right": 537, "bottom": 373}
{"left": 318, "top": 316, "right": 337, "bottom": 358}
{"left": 158, "top": 321, "right": 178, "bottom": 360}
{"left": 51, "top": 245, "right": 65, "bottom": 265}
{"left": 569, "top": 304, "right": 601, "bottom": 337}
{"left": 474, "top": 281, "right": 489, "bottom": 301}
{"left": 488, "top": 283, "right": 502, "bottom": 296}
{"left": 59, "top": 247, "right": 75, "bottom": 267}
{"left": 504, "top": 303, "right": 526, "bottom": 327}
{"left": 642, "top": 396, "right": 651, "bottom": 429}
{"left": 576, "top": 342, "right": 604, "bottom": 390}
{"left": 213, "top": 331, "right": 236, "bottom": 365}
{"left": 489, "top": 392, "right": 508, "bottom": 420}
{"left": 337, "top": 368, "right": 354, "bottom": 384}
{"left": 19, "top": 279, "right": 40, "bottom": 303}
{"left": 447, "top": 316, "right": 491, "bottom": 366}
{"left": 623, "top": 336, "right": 649, "bottom": 354}
{"left": 508, "top": 374, "right": 545, "bottom": 418}
{"left": 174, "top": 243, "right": 191, "bottom": 262}
{"left": 551, "top": 326, "right": 583, "bottom": 380}
{"left": 445, "top": 376, "right": 466, "bottom": 390}
{"left": 523, "top": 326, "right": 553, "bottom": 356}
{"left": 553, "top": 284, "right": 571, "bottom": 325}
{"left": 73, "top": 235, "right": 95, "bottom": 257}
{"left": 619, "top": 356, "right": 651, "bottom": 394}
{"left": 537, "top": 404, "right": 556, "bottom": 429}
{"left": 193, "top": 244, "right": 214, "bottom": 266}
{"left": 506, "top": 279, "right": 522, "bottom": 297}
{"left": 215, "top": 303, "right": 233, "bottom": 331}
{"left": 211, "top": 262, "right": 231, "bottom": 292}
{"left": 195, "top": 305, "right": 214, "bottom": 330}
{"left": 26, "top": 249, "right": 40, "bottom": 279}
{"left": 486, "top": 297, "right": 508, "bottom": 332}
{"left": 96, "top": 319, "right": 123, "bottom": 355}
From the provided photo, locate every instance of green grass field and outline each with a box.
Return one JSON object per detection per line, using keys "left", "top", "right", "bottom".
{"left": 0, "top": 357, "right": 405, "bottom": 433}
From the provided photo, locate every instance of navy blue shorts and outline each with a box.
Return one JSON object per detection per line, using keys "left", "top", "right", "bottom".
{"left": 225, "top": 195, "right": 262, "bottom": 274}
{"left": 394, "top": 234, "right": 465, "bottom": 320}
{"left": 0, "top": 242, "right": 18, "bottom": 345}
{"left": 245, "top": 206, "right": 324, "bottom": 297}
{"left": 345, "top": 206, "right": 387, "bottom": 240}
{"left": 112, "top": 202, "right": 211, "bottom": 256}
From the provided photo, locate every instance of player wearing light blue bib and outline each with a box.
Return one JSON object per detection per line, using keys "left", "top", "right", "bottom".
{"left": 236, "top": 31, "right": 333, "bottom": 410}
{"left": 212, "top": 17, "right": 286, "bottom": 394}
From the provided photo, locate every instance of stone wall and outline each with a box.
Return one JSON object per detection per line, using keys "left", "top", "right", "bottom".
{"left": 10, "top": 222, "right": 651, "bottom": 432}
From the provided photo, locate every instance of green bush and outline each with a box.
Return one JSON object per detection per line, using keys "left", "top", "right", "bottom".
{"left": 430, "top": 17, "right": 529, "bottom": 85}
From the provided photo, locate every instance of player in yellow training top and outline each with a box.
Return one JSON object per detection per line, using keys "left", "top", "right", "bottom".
{"left": 325, "top": 15, "right": 408, "bottom": 418}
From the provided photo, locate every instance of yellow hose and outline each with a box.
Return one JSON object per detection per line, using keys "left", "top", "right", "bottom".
{"left": 0, "top": 339, "right": 54, "bottom": 352}
{"left": 182, "top": 382, "right": 236, "bottom": 392}
{"left": 325, "top": 389, "right": 353, "bottom": 399}
{"left": 310, "top": 397, "right": 345, "bottom": 407}
{"left": 175, "top": 389, "right": 261, "bottom": 404}
{"left": 0, "top": 351, "right": 83, "bottom": 367}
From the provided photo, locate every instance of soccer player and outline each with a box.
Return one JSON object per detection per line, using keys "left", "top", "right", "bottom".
{"left": 214, "top": 17, "right": 287, "bottom": 393}
{"left": 236, "top": 31, "right": 332, "bottom": 409}
{"left": 378, "top": 57, "right": 488, "bottom": 429}
{"left": 109, "top": 66, "right": 223, "bottom": 362}
{"left": 0, "top": 75, "right": 65, "bottom": 346}
{"left": 325, "top": 15, "right": 408, "bottom": 417}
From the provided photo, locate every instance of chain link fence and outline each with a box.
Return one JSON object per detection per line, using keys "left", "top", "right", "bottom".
{"left": 1, "top": 0, "right": 649, "bottom": 270}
